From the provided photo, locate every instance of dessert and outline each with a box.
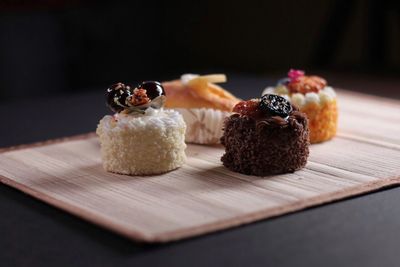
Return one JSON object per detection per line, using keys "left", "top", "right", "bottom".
{"left": 96, "top": 81, "right": 186, "bottom": 175}
{"left": 162, "top": 74, "right": 241, "bottom": 144}
{"left": 263, "top": 69, "right": 338, "bottom": 143}
{"left": 221, "top": 94, "right": 310, "bottom": 176}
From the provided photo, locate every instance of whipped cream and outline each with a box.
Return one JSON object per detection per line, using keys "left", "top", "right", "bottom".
{"left": 103, "top": 108, "right": 185, "bottom": 131}
{"left": 262, "top": 86, "right": 336, "bottom": 107}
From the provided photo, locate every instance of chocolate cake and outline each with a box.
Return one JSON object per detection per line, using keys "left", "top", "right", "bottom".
{"left": 220, "top": 94, "right": 309, "bottom": 176}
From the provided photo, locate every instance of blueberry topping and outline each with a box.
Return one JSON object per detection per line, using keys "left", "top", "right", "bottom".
{"left": 137, "top": 81, "right": 165, "bottom": 100}
{"left": 259, "top": 94, "right": 292, "bottom": 118}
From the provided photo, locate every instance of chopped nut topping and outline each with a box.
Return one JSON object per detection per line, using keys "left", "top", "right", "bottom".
{"left": 128, "top": 88, "right": 150, "bottom": 106}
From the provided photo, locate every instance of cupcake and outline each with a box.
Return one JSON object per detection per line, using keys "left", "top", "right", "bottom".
{"left": 96, "top": 81, "right": 186, "bottom": 175}
{"left": 221, "top": 94, "right": 309, "bottom": 176}
{"left": 162, "top": 74, "right": 240, "bottom": 144}
{"left": 263, "top": 69, "right": 338, "bottom": 143}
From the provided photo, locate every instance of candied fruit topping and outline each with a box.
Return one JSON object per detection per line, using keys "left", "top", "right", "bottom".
{"left": 284, "top": 69, "right": 328, "bottom": 94}
{"left": 287, "top": 75, "right": 327, "bottom": 94}
{"left": 233, "top": 99, "right": 262, "bottom": 118}
{"left": 234, "top": 95, "right": 293, "bottom": 119}
{"left": 288, "top": 69, "right": 305, "bottom": 82}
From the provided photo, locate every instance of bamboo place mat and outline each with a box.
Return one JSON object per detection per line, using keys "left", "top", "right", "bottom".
{"left": 0, "top": 90, "right": 400, "bottom": 243}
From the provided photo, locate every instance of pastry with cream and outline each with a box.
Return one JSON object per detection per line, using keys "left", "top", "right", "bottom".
{"left": 96, "top": 81, "right": 186, "bottom": 175}
{"left": 263, "top": 69, "right": 338, "bottom": 143}
{"left": 162, "top": 74, "right": 240, "bottom": 144}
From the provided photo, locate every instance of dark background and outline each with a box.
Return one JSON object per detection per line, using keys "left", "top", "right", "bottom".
{"left": 1, "top": 2, "right": 400, "bottom": 266}
{"left": 0, "top": 0, "right": 400, "bottom": 101}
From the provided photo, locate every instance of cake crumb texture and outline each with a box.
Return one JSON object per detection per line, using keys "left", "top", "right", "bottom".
{"left": 221, "top": 113, "right": 309, "bottom": 176}
{"left": 96, "top": 110, "right": 186, "bottom": 175}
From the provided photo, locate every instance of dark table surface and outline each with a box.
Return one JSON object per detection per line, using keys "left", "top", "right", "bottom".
{"left": 1, "top": 74, "right": 400, "bottom": 267}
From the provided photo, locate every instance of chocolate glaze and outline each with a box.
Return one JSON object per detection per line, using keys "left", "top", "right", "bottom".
{"left": 220, "top": 105, "right": 310, "bottom": 176}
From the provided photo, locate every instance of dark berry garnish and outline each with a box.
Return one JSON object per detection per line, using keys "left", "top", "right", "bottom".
{"left": 106, "top": 81, "right": 166, "bottom": 113}
{"left": 106, "top": 82, "right": 132, "bottom": 112}
{"left": 233, "top": 99, "right": 263, "bottom": 118}
{"left": 259, "top": 94, "right": 292, "bottom": 118}
{"left": 137, "top": 81, "right": 165, "bottom": 100}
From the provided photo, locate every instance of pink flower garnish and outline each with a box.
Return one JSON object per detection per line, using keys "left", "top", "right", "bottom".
{"left": 288, "top": 69, "right": 305, "bottom": 82}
